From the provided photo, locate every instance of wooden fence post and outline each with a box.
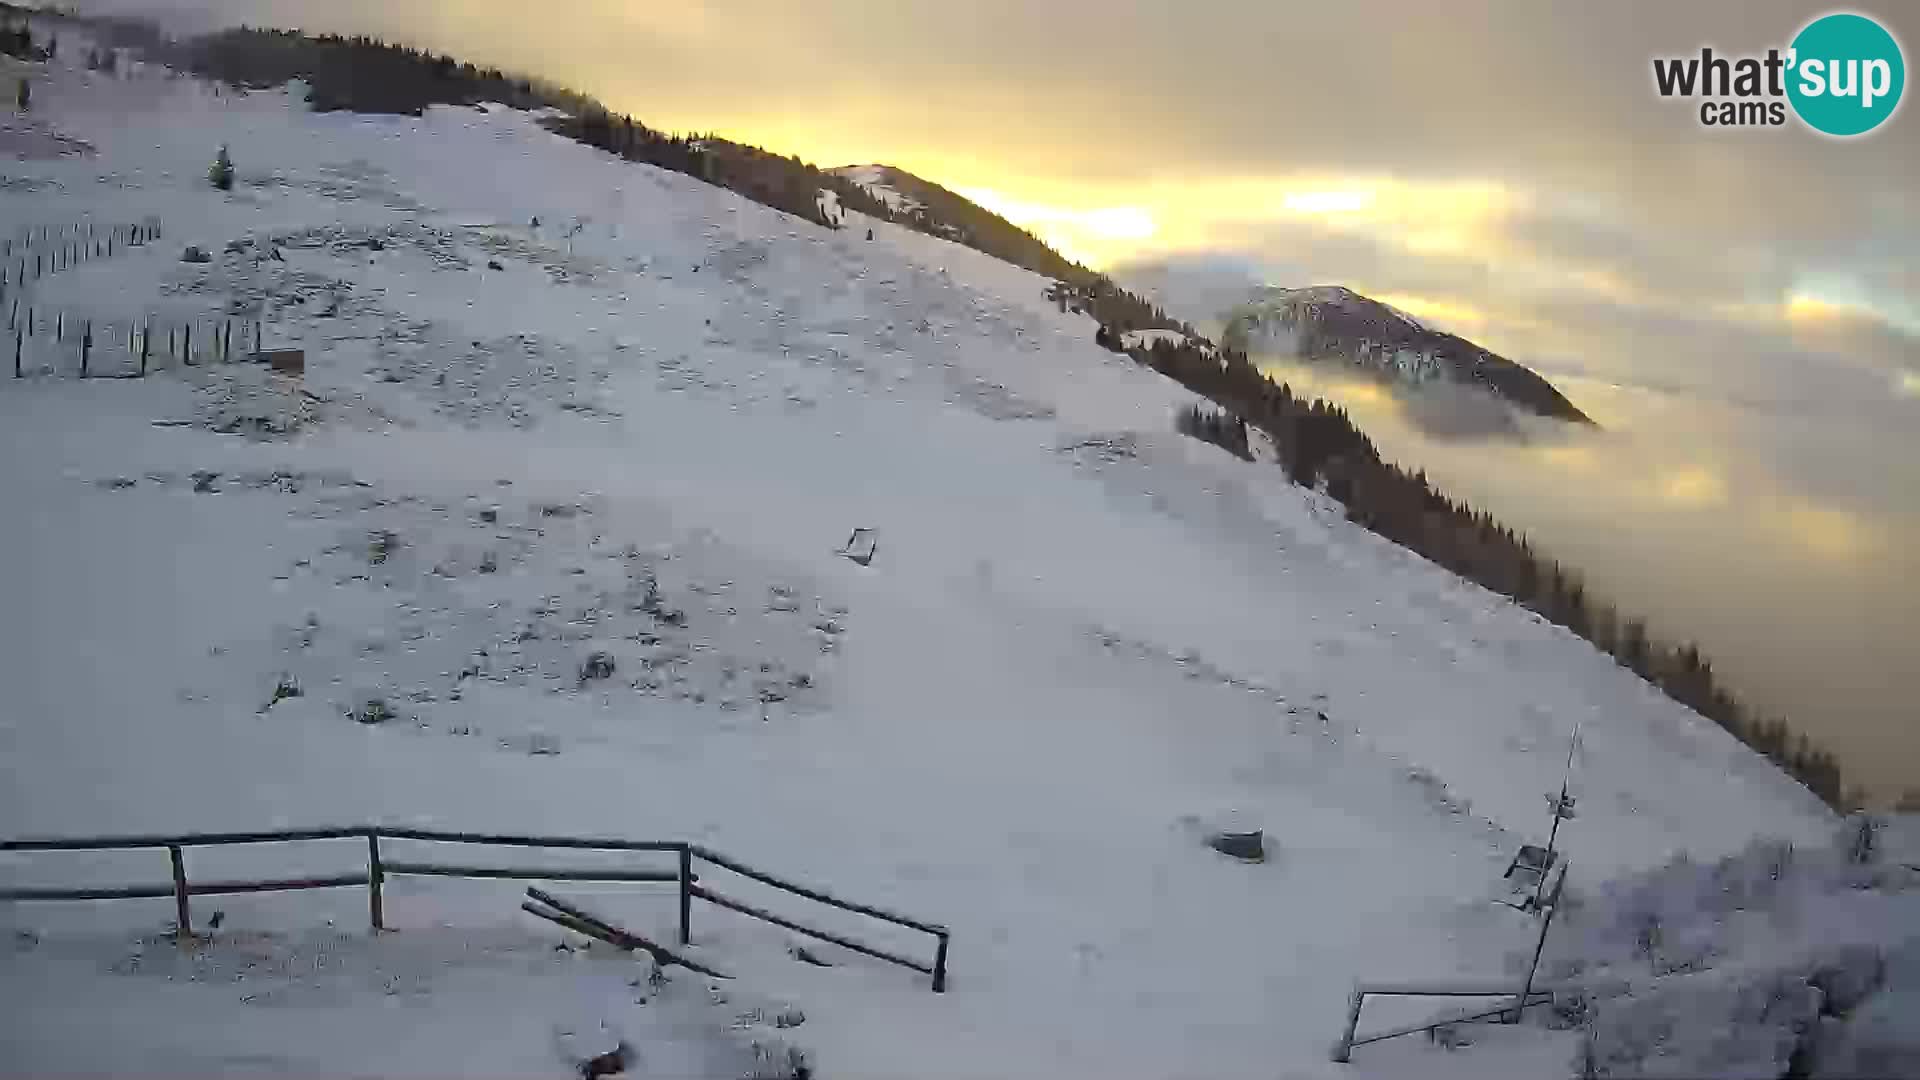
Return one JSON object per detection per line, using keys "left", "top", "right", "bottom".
{"left": 183, "top": 324, "right": 192, "bottom": 365}
{"left": 80, "top": 320, "right": 90, "bottom": 378}
{"left": 367, "top": 832, "right": 385, "bottom": 931}
{"left": 678, "top": 846, "right": 693, "bottom": 945}
{"left": 932, "top": 932, "right": 949, "bottom": 993}
{"left": 139, "top": 319, "right": 150, "bottom": 376}
{"left": 13, "top": 326, "right": 20, "bottom": 379}
{"left": 168, "top": 845, "right": 192, "bottom": 944}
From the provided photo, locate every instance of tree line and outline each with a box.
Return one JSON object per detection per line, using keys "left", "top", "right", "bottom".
{"left": 1145, "top": 335, "right": 1851, "bottom": 808}
{"left": 1175, "top": 404, "right": 1253, "bottom": 461}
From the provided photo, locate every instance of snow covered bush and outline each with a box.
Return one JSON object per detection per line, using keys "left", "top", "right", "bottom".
{"left": 1540, "top": 827, "right": 1920, "bottom": 1078}
{"left": 1577, "top": 969, "right": 1822, "bottom": 1079}
{"left": 1811, "top": 986, "right": 1920, "bottom": 1078}
{"left": 209, "top": 145, "right": 234, "bottom": 190}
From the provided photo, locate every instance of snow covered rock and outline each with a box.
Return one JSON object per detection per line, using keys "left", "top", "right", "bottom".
{"left": 1206, "top": 829, "right": 1267, "bottom": 863}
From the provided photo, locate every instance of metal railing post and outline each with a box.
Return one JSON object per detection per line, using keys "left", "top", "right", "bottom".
{"left": 168, "top": 845, "right": 191, "bottom": 944}
{"left": 677, "top": 845, "right": 693, "bottom": 945}
{"left": 1332, "top": 988, "right": 1365, "bottom": 1063}
{"left": 367, "top": 831, "right": 385, "bottom": 931}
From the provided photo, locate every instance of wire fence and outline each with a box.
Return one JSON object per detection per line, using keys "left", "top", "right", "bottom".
{"left": 7, "top": 306, "right": 266, "bottom": 379}
{"left": 0, "top": 219, "right": 263, "bottom": 380}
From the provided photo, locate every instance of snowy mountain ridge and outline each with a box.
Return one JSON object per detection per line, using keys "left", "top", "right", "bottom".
{"left": 828, "top": 164, "right": 924, "bottom": 217}
{"left": 0, "top": 22, "right": 1905, "bottom": 1080}
{"left": 1224, "top": 284, "right": 1593, "bottom": 424}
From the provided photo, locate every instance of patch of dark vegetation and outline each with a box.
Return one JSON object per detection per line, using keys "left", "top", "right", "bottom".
{"left": 1174, "top": 404, "right": 1252, "bottom": 461}
{"left": 578, "top": 651, "right": 616, "bottom": 684}
{"left": 261, "top": 673, "right": 301, "bottom": 712}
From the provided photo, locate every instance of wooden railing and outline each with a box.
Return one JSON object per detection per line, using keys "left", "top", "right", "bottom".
{"left": 1, "top": 825, "right": 949, "bottom": 992}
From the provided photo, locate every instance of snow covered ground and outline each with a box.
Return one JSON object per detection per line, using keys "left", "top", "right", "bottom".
{"left": 828, "top": 164, "right": 922, "bottom": 217}
{"left": 1121, "top": 328, "right": 1212, "bottom": 354}
{"left": 0, "top": 40, "right": 1865, "bottom": 1079}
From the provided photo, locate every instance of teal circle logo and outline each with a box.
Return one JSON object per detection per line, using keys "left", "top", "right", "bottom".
{"left": 1787, "top": 13, "right": 1905, "bottom": 136}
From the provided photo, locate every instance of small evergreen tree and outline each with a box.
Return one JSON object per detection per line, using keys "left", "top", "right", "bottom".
{"left": 209, "top": 144, "right": 234, "bottom": 191}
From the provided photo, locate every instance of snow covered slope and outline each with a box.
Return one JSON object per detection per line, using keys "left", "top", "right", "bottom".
{"left": 829, "top": 164, "right": 923, "bottom": 216}
{"left": 0, "top": 45, "right": 1839, "bottom": 1080}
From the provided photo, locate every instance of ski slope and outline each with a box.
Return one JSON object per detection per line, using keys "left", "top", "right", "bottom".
{"left": 0, "top": 43, "right": 1844, "bottom": 1080}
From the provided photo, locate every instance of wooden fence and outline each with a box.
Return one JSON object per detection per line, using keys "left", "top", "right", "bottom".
{"left": 2, "top": 220, "right": 161, "bottom": 285}
{"left": 0, "top": 218, "right": 255, "bottom": 381}
{"left": 7, "top": 308, "right": 266, "bottom": 379}
{"left": 1, "top": 825, "right": 950, "bottom": 992}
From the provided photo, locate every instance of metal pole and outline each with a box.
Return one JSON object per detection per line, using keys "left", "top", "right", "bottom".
{"left": 168, "top": 845, "right": 192, "bottom": 943}
{"left": 1332, "top": 988, "right": 1365, "bottom": 1062}
{"left": 677, "top": 846, "right": 693, "bottom": 945}
{"left": 367, "top": 832, "right": 385, "bottom": 930}
{"left": 1512, "top": 868, "right": 1566, "bottom": 1023}
{"left": 1536, "top": 724, "right": 1581, "bottom": 910}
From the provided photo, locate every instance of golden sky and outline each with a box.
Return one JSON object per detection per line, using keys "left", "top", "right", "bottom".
{"left": 89, "top": 2, "right": 1918, "bottom": 356}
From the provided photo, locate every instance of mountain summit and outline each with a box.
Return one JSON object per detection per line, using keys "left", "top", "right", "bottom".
{"left": 1225, "top": 285, "right": 1593, "bottom": 424}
